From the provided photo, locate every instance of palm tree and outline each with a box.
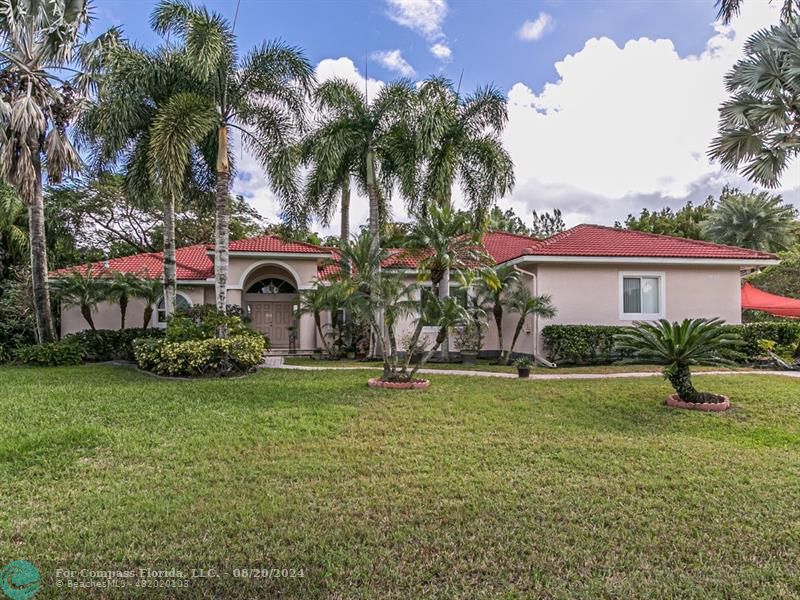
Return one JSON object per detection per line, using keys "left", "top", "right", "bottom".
{"left": 79, "top": 44, "right": 216, "bottom": 320}
{"left": 504, "top": 286, "right": 556, "bottom": 364}
{"left": 0, "top": 0, "right": 117, "bottom": 342}
{"left": 0, "top": 183, "right": 27, "bottom": 278}
{"left": 53, "top": 266, "right": 107, "bottom": 331}
{"left": 715, "top": 0, "right": 799, "bottom": 24}
{"left": 701, "top": 188, "right": 796, "bottom": 252}
{"left": 131, "top": 277, "right": 163, "bottom": 328}
{"left": 415, "top": 77, "right": 515, "bottom": 219}
{"left": 151, "top": 1, "right": 315, "bottom": 318}
{"left": 296, "top": 283, "right": 335, "bottom": 356}
{"left": 302, "top": 78, "right": 417, "bottom": 256}
{"left": 709, "top": 22, "right": 800, "bottom": 188}
{"left": 478, "top": 265, "right": 521, "bottom": 364}
{"left": 614, "top": 318, "right": 741, "bottom": 403}
{"left": 105, "top": 271, "right": 141, "bottom": 330}
{"left": 408, "top": 295, "right": 468, "bottom": 379}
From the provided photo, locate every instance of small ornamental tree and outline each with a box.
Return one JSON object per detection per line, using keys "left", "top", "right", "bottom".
{"left": 53, "top": 266, "right": 107, "bottom": 331}
{"left": 615, "top": 318, "right": 742, "bottom": 403}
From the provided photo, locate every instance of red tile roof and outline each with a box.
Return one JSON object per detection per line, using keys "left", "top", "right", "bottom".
{"left": 482, "top": 230, "right": 542, "bottom": 263}
{"left": 226, "top": 236, "right": 328, "bottom": 254}
{"left": 522, "top": 224, "right": 775, "bottom": 260}
{"left": 50, "top": 244, "right": 213, "bottom": 280}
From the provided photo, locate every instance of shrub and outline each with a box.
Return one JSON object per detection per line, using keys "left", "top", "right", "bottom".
{"left": 542, "top": 325, "right": 632, "bottom": 365}
{"left": 166, "top": 305, "right": 251, "bottom": 342}
{"left": 133, "top": 335, "right": 265, "bottom": 377}
{"left": 64, "top": 328, "right": 165, "bottom": 362}
{"left": 543, "top": 322, "right": 800, "bottom": 365}
{"left": 13, "top": 340, "right": 85, "bottom": 367}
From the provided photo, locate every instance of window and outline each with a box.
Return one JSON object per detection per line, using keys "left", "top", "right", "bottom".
{"left": 156, "top": 293, "right": 192, "bottom": 324}
{"left": 620, "top": 273, "right": 664, "bottom": 319}
{"left": 246, "top": 278, "right": 296, "bottom": 294}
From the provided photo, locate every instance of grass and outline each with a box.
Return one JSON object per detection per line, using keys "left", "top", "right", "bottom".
{"left": 283, "top": 356, "right": 744, "bottom": 374}
{"left": 1, "top": 365, "right": 799, "bottom": 598}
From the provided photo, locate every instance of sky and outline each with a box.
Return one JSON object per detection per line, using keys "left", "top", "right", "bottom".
{"left": 93, "top": 0, "right": 800, "bottom": 234}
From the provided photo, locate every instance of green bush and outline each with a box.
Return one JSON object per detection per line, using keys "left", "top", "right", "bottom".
{"left": 543, "top": 321, "right": 800, "bottom": 365}
{"left": 13, "top": 340, "right": 85, "bottom": 367}
{"left": 133, "top": 335, "right": 265, "bottom": 377}
{"left": 64, "top": 328, "right": 165, "bottom": 362}
{"left": 542, "top": 325, "right": 633, "bottom": 365}
{"left": 166, "top": 305, "right": 252, "bottom": 342}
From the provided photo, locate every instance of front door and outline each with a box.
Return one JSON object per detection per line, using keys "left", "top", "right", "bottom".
{"left": 250, "top": 302, "right": 294, "bottom": 348}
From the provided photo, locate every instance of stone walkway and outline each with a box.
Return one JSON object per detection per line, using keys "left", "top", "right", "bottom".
{"left": 262, "top": 363, "right": 800, "bottom": 381}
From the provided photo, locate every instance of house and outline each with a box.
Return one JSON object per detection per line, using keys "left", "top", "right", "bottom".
{"left": 52, "top": 224, "right": 777, "bottom": 356}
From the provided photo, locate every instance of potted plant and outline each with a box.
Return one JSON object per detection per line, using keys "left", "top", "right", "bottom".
{"left": 515, "top": 356, "right": 533, "bottom": 378}
{"left": 614, "top": 318, "right": 742, "bottom": 411}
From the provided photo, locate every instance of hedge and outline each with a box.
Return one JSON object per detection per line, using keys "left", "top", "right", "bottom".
{"left": 13, "top": 340, "right": 85, "bottom": 367}
{"left": 133, "top": 334, "right": 265, "bottom": 377}
{"left": 64, "top": 328, "right": 165, "bottom": 362}
{"left": 542, "top": 322, "right": 800, "bottom": 365}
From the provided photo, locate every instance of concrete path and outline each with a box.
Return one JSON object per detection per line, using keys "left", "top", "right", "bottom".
{"left": 261, "top": 363, "right": 800, "bottom": 381}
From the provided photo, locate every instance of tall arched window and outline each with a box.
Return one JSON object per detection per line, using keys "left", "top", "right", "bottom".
{"left": 246, "top": 278, "right": 296, "bottom": 294}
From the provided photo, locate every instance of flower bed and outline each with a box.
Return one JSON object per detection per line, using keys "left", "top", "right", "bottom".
{"left": 666, "top": 394, "right": 730, "bottom": 412}
{"left": 367, "top": 378, "right": 430, "bottom": 389}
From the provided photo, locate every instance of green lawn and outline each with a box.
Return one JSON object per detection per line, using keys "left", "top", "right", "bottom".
{"left": 1, "top": 365, "right": 799, "bottom": 598}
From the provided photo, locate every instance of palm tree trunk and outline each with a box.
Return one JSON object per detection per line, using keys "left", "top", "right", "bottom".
{"left": 28, "top": 150, "right": 55, "bottom": 343}
{"left": 341, "top": 177, "right": 350, "bottom": 245}
{"left": 143, "top": 305, "right": 153, "bottom": 329}
{"left": 81, "top": 304, "right": 96, "bottom": 331}
{"left": 120, "top": 296, "right": 128, "bottom": 330}
{"left": 215, "top": 125, "right": 231, "bottom": 335}
{"left": 666, "top": 363, "right": 699, "bottom": 402}
{"left": 493, "top": 300, "right": 504, "bottom": 364}
{"left": 315, "top": 313, "right": 332, "bottom": 355}
{"left": 162, "top": 191, "right": 177, "bottom": 318}
{"left": 409, "top": 327, "right": 447, "bottom": 379}
{"left": 506, "top": 317, "right": 526, "bottom": 365}
{"left": 365, "top": 147, "right": 381, "bottom": 359}
{"left": 439, "top": 268, "right": 450, "bottom": 361}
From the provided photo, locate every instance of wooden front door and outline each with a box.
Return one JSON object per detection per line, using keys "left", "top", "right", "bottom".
{"left": 250, "top": 302, "right": 295, "bottom": 348}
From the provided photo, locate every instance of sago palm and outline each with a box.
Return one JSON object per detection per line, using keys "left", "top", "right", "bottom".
{"left": 504, "top": 286, "right": 556, "bottom": 364}
{"left": 151, "top": 1, "right": 314, "bottom": 317}
{"left": 0, "top": 0, "right": 118, "bottom": 342}
{"left": 709, "top": 22, "right": 800, "bottom": 188}
{"left": 701, "top": 188, "right": 796, "bottom": 252}
{"left": 615, "top": 318, "right": 741, "bottom": 403}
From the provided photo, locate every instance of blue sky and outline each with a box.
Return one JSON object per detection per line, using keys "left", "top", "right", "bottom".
{"left": 91, "top": 0, "right": 800, "bottom": 232}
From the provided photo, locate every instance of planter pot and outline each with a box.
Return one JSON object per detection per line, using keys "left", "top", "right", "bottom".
{"left": 368, "top": 378, "right": 430, "bottom": 390}
{"left": 666, "top": 394, "right": 730, "bottom": 412}
{"left": 517, "top": 368, "right": 530, "bottom": 379}
{"left": 461, "top": 351, "right": 478, "bottom": 366}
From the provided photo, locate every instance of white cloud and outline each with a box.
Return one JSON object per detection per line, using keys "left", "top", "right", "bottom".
{"left": 430, "top": 42, "right": 452, "bottom": 61}
{"left": 502, "top": 1, "right": 799, "bottom": 227}
{"left": 371, "top": 49, "right": 416, "bottom": 77}
{"left": 386, "top": 0, "right": 447, "bottom": 41}
{"left": 314, "top": 56, "right": 384, "bottom": 98}
{"left": 518, "top": 13, "right": 554, "bottom": 42}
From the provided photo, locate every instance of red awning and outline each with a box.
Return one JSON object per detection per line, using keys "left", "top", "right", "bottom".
{"left": 741, "top": 282, "right": 800, "bottom": 318}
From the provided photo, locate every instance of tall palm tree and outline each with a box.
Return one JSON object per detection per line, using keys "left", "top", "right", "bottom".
{"left": 53, "top": 266, "right": 107, "bottom": 331}
{"left": 151, "top": 1, "right": 314, "bottom": 319}
{"left": 79, "top": 44, "right": 216, "bottom": 320}
{"left": 715, "top": 0, "right": 799, "bottom": 24}
{"left": 709, "top": 22, "right": 800, "bottom": 188}
{"left": 303, "top": 78, "right": 417, "bottom": 256}
{"left": 701, "top": 188, "right": 796, "bottom": 252}
{"left": 478, "top": 264, "right": 521, "bottom": 364}
{"left": 415, "top": 77, "right": 515, "bottom": 219}
{"left": 0, "top": 0, "right": 116, "bottom": 342}
{"left": 504, "top": 286, "right": 556, "bottom": 364}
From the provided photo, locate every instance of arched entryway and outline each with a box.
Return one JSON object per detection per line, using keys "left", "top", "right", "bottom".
{"left": 243, "top": 265, "right": 299, "bottom": 349}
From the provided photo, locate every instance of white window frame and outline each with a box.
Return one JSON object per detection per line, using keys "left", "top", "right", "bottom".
{"left": 155, "top": 292, "right": 193, "bottom": 327}
{"left": 618, "top": 272, "right": 666, "bottom": 320}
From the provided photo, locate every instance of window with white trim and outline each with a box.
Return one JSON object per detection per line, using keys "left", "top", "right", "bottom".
{"left": 619, "top": 273, "right": 664, "bottom": 319}
{"left": 156, "top": 293, "right": 192, "bottom": 324}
